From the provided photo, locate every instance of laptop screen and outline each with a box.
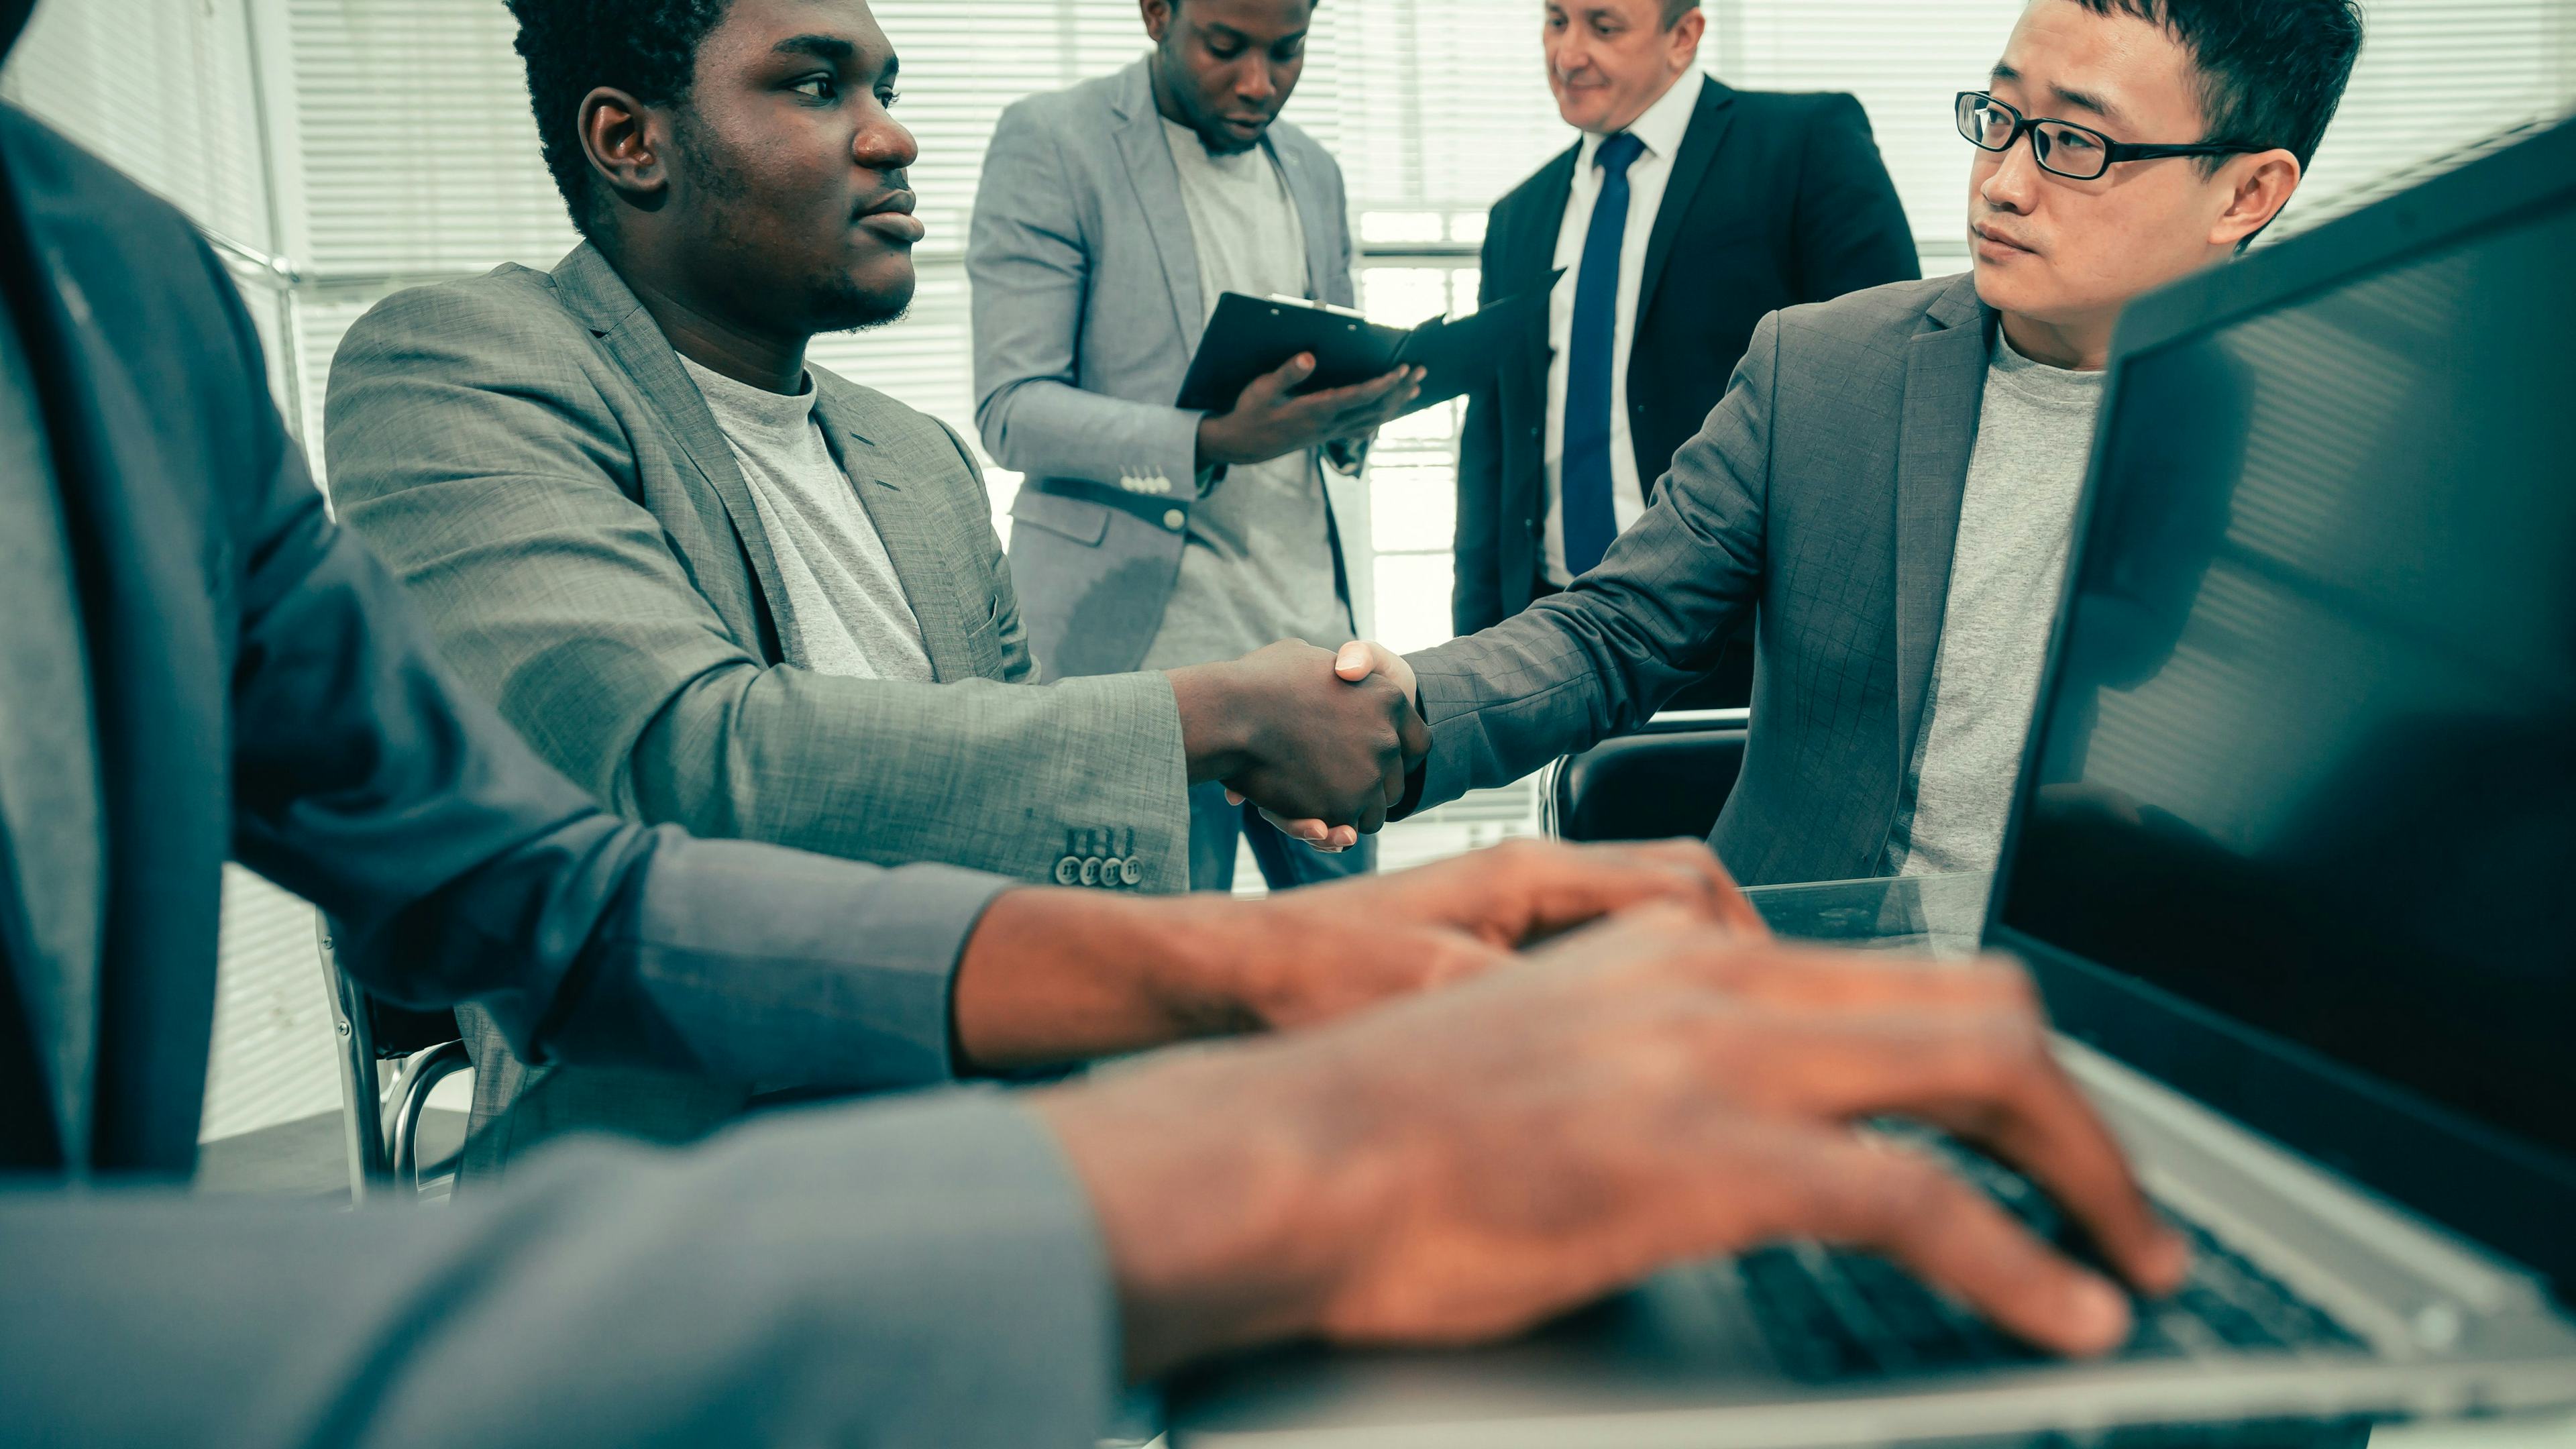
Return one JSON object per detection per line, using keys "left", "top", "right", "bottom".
{"left": 1995, "top": 189, "right": 2576, "bottom": 1171}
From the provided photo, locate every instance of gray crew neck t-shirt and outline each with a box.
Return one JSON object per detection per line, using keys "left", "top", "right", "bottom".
{"left": 1886, "top": 327, "right": 2104, "bottom": 878}
{"left": 679, "top": 354, "right": 932, "bottom": 683}
{"left": 1140, "top": 117, "right": 1352, "bottom": 671}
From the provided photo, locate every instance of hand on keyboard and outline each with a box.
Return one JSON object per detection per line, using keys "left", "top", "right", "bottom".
{"left": 1044, "top": 905, "right": 2192, "bottom": 1377}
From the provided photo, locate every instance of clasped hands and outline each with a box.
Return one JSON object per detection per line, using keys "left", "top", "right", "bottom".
{"left": 1168, "top": 638, "right": 1424, "bottom": 849}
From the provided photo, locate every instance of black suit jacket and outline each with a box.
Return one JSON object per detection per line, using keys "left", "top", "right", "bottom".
{"left": 1452, "top": 78, "right": 1920, "bottom": 639}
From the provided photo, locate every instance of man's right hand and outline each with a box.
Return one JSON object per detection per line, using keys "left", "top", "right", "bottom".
{"left": 1197, "top": 354, "right": 1424, "bottom": 470}
{"left": 1037, "top": 906, "right": 2192, "bottom": 1381}
{"left": 1169, "top": 640, "right": 1429, "bottom": 833}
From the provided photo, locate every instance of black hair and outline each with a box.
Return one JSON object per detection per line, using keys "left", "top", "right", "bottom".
{"left": 2069, "top": 0, "right": 2363, "bottom": 171}
{"left": 505, "top": 0, "right": 734, "bottom": 239}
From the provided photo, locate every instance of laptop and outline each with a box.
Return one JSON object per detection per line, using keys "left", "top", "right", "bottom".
{"left": 1168, "top": 117, "right": 2576, "bottom": 1448}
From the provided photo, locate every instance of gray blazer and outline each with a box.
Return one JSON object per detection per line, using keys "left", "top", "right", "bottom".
{"left": 969, "top": 56, "right": 1365, "bottom": 679}
{"left": 1, "top": 102, "right": 1113, "bottom": 1446}
{"left": 326, "top": 244, "right": 1189, "bottom": 1167}
{"left": 1411, "top": 273, "right": 2000, "bottom": 888}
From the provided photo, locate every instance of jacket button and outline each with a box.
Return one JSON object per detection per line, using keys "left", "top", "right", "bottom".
{"left": 1079, "top": 857, "right": 1105, "bottom": 887}
{"left": 1054, "top": 856, "right": 1082, "bottom": 886}
{"left": 1119, "top": 859, "right": 1144, "bottom": 888}
{"left": 1163, "top": 508, "right": 1187, "bottom": 531}
{"left": 1098, "top": 856, "right": 1126, "bottom": 888}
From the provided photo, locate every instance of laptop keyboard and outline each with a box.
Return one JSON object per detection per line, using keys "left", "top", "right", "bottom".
{"left": 1735, "top": 1137, "right": 2367, "bottom": 1382}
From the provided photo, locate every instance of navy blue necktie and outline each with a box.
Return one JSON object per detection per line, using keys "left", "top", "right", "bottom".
{"left": 1562, "top": 130, "right": 1646, "bottom": 578}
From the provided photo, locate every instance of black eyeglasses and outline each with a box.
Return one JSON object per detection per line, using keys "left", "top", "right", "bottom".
{"left": 1955, "top": 91, "right": 2261, "bottom": 180}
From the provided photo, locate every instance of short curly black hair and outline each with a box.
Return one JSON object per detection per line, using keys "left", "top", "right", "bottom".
{"left": 505, "top": 0, "right": 735, "bottom": 239}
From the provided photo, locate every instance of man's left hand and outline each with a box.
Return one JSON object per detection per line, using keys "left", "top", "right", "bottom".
{"left": 951, "top": 837, "right": 1761, "bottom": 1069}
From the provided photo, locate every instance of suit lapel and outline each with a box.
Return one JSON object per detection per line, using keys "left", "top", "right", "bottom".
{"left": 1272, "top": 140, "right": 1333, "bottom": 303}
{"left": 1892, "top": 274, "right": 1996, "bottom": 771}
{"left": 1110, "top": 59, "right": 1206, "bottom": 342}
{"left": 548, "top": 245, "right": 792, "bottom": 647}
{"left": 1634, "top": 78, "right": 1736, "bottom": 325}
{"left": 812, "top": 384, "right": 977, "bottom": 682}
{"left": 1505, "top": 146, "right": 1578, "bottom": 445}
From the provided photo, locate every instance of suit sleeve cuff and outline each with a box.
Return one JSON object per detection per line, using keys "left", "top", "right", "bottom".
{"left": 578, "top": 840, "right": 1015, "bottom": 1091}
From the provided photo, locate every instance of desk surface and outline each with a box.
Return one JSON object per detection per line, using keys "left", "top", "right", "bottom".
{"left": 1741, "top": 871, "right": 1993, "bottom": 954}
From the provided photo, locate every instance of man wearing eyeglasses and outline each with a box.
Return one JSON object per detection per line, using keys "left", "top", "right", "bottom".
{"left": 1311, "top": 0, "right": 2362, "bottom": 892}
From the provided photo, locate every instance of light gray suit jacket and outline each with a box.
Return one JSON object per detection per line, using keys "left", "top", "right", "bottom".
{"left": 969, "top": 56, "right": 1365, "bottom": 679}
{"left": 1411, "top": 273, "right": 2001, "bottom": 887}
{"left": 326, "top": 244, "right": 1189, "bottom": 1169}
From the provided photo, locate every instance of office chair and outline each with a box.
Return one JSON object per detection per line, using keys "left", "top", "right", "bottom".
{"left": 315, "top": 916, "right": 471, "bottom": 1203}
{"left": 1538, "top": 707, "right": 1750, "bottom": 845}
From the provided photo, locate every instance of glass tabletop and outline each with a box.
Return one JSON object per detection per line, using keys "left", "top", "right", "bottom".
{"left": 1739, "top": 871, "right": 1996, "bottom": 957}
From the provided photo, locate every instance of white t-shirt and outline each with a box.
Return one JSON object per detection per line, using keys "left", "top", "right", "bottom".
{"left": 1887, "top": 329, "right": 2105, "bottom": 876}
{"left": 1141, "top": 117, "right": 1350, "bottom": 670}
{"left": 680, "top": 354, "right": 932, "bottom": 682}
{"left": 1540, "top": 72, "right": 1704, "bottom": 584}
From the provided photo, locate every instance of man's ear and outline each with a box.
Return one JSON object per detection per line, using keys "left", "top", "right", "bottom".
{"left": 1140, "top": 0, "right": 1175, "bottom": 46}
{"left": 2211, "top": 148, "right": 2302, "bottom": 250}
{"left": 579, "top": 85, "right": 669, "bottom": 210}
{"left": 1667, "top": 5, "right": 1707, "bottom": 70}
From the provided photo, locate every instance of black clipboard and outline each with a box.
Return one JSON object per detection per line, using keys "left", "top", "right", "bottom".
{"left": 1174, "top": 274, "right": 1560, "bottom": 418}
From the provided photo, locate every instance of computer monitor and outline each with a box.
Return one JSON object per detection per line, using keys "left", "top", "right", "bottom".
{"left": 1990, "top": 119, "right": 2576, "bottom": 1297}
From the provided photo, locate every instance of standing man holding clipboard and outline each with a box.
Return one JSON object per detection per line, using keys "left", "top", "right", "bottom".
{"left": 971, "top": 0, "right": 1415, "bottom": 894}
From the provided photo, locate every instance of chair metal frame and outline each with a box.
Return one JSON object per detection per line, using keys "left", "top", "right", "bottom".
{"left": 316, "top": 917, "right": 472, "bottom": 1203}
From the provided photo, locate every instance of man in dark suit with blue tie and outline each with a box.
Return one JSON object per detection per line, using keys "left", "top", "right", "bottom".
{"left": 1453, "top": 0, "right": 1919, "bottom": 700}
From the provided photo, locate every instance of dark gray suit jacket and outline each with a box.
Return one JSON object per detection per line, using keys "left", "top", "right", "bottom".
{"left": 0, "top": 104, "right": 1114, "bottom": 1445}
{"left": 1411, "top": 273, "right": 1999, "bottom": 887}
{"left": 326, "top": 246, "right": 1189, "bottom": 1168}
{"left": 969, "top": 57, "right": 1365, "bottom": 679}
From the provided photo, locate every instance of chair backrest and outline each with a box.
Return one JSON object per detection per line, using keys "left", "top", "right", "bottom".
{"left": 1544, "top": 709, "right": 1750, "bottom": 845}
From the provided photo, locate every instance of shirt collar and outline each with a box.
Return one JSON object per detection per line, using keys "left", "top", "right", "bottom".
{"left": 1576, "top": 70, "right": 1704, "bottom": 168}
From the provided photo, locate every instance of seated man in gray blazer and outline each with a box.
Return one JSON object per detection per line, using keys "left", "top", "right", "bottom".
{"left": 1342, "top": 0, "right": 2360, "bottom": 889}
{"left": 969, "top": 0, "right": 1420, "bottom": 895}
{"left": 325, "top": 0, "right": 1425, "bottom": 1169}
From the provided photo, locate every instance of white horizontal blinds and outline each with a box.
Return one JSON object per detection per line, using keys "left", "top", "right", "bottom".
{"left": 282, "top": 0, "right": 574, "bottom": 276}
{"left": 867, "top": 1, "right": 1146, "bottom": 256}
{"left": 1358, "top": 262, "right": 1481, "bottom": 654}
{"left": 199, "top": 869, "right": 339, "bottom": 1143}
{"left": 0, "top": 0, "right": 276, "bottom": 254}
{"left": 1707, "top": 0, "right": 2025, "bottom": 262}
{"left": 1299, "top": 2, "right": 1567, "bottom": 215}
{"left": 2284, "top": 0, "right": 2576, "bottom": 235}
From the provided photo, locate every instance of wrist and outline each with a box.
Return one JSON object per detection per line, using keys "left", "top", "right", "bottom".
{"left": 1033, "top": 1032, "right": 1391, "bottom": 1377}
{"left": 1195, "top": 412, "right": 1239, "bottom": 470}
{"left": 1166, "top": 659, "right": 1258, "bottom": 783}
{"left": 953, "top": 889, "right": 1197, "bottom": 1070}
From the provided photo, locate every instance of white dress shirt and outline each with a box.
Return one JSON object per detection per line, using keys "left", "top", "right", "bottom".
{"left": 1542, "top": 72, "right": 1705, "bottom": 586}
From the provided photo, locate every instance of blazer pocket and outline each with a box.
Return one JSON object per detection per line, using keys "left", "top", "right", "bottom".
{"left": 961, "top": 592, "right": 1008, "bottom": 678}
{"left": 1010, "top": 488, "right": 1111, "bottom": 547}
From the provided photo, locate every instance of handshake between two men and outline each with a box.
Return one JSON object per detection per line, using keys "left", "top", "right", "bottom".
{"left": 1165, "top": 637, "right": 1427, "bottom": 851}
